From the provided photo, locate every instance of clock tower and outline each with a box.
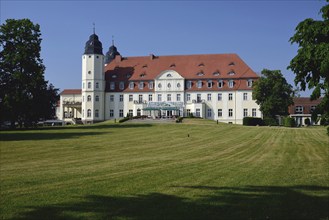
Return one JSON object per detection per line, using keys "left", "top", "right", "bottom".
{"left": 81, "top": 33, "right": 105, "bottom": 124}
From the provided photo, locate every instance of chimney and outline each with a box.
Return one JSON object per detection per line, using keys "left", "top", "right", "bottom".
{"left": 150, "top": 54, "right": 155, "bottom": 60}
{"left": 115, "top": 55, "right": 122, "bottom": 62}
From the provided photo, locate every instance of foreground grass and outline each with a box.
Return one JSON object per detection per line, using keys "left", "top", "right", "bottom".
{"left": 0, "top": 120, "right": 328, "bottom": 219}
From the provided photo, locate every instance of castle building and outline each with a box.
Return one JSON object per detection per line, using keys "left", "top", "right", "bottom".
{"left": 58, "top": 33, "right": 262, "bottom": 124}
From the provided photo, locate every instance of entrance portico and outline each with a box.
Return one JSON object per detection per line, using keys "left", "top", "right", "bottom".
{"left": 143, "top": 102, "right": 184, "bottom": 118}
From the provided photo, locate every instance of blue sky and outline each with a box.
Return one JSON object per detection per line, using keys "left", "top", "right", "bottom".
{"left": 1, "top": 0, "right": 327, "bottom": 96}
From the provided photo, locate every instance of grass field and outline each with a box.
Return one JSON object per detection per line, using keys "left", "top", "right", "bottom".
{"left": 0, "top": 119, "right": 328, "bottom": 220}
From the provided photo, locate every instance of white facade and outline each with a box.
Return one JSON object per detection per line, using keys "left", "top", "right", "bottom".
{"left": 58, "top": 33, "right": 262, "bottom": 124}
{"left": 81, "top": 54, "right": 105, "bottom": 124}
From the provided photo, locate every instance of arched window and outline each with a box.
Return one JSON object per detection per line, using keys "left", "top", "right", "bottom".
{"left": 129, "top": 82, "right": 134, "bottom": 89}
{"left": 186, "top": 81, "right": 192, "bottom": 89}
{"left": 87, "top": 95, "right": 91, "bottom": 102}
{"left": 87, "top": 109, "right": 91, "bottom": 117}
{"left": 229, "top": 80, "right": 234, "bottom": 88}
{"left": 119, "top": 82, "right": 124, "bottom": 90}
{"left": 197, "top": 80, "right": 202, "bottom": 88}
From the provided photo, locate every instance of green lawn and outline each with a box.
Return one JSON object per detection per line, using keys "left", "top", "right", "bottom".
{"left": 0, "top": 120, "right": 328, "bottom": 220}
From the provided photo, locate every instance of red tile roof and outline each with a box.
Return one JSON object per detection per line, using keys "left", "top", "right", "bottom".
{"left": 104, "top": 54, "right": 259, "bottom": 92}
{"left": 288, "top": 97, "right": 323, "bottom": 114}
{"left": 60, "top": 89, "right": 82, "bottom": 95}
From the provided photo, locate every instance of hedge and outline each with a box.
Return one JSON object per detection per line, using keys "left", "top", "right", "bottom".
{"left": 284, "top": 117, "right": 296, "bottom": 127}
{"left": 243, "top": 117, "right": 264, "bottom": 126}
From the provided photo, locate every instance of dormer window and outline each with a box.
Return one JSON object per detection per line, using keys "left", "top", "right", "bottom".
{"left": 139, "top": 81, "right": 144, "bottom": 89}
{"left": 198, "top": 63, "right": 205, "bottom": 67}
{"left": 228, "top": 71, "right": 235, "bottom": 76}
{"left": 112, "top": 74, "right": 117, "bottom": 78}
{"left": 197, "top": 72, "right": 204, "bottom": 76}
{"left": 229, "top": 62, "right": 235, "bottom": 66}
{"left": 149, "top": 81, "right": 154, "bottom": 89}
{"left": 186, "top": 81, "right": 192, "bottom": 89}
{"left": 167, "top": 73, "right": 172, "bottom": 77}
{"left": 197, "top": 80, "right": 202, "bottom": 88}
{"left": 140, "top": 73, "right": 146, "bottom": 78}
{"left": 218, "top": 80, "right": 223, "bottom": 88}
{"left": 119, "top": 81, "right": 124, "bottom": 90}
{"left": 129, "top": 82, "right": 134, "bottom": 89}
{"left": 110, "top": 82, "right": 115, "bottom": 90}
{"left": 207, "top": 80, "right": 213, "bottom": 88}
{"left": 247, "top": 80, "right": 253, "bottom": 87}
{"left": 142, "top": 64, "right": 147, "bottom": 68}
{"left": 228, "top": 80, "right": 234, "bottom": 88}
{"left": 126, "top": 74, "right": 131, "bottom": 78}
{"left": 295, "top": 106, "right": 303, "bottom": 114}
{"left": 213, "top": 71, "right": 220, "bottom": 76}
{"left": 170, "top": 63, "right": 176, "bottom": 68}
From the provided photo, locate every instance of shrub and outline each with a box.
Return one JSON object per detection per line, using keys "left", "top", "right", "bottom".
{"left": 119, "top": 117, "right": 130, "bottom": 123}
{"left": 284, "top": 117, "right": 296, "bottom": 127}
{"left": 176, "top": 117, "right": 183, "bottom": 123}
{"left": 327, "top": 126, "right": 329, "bottom": 136}
{"left": 263, "top": 117, "right": 279, "bottom": 126}
{"left": 243, "top": 117, "right": 264, "bottom": 126}
{"left": 304, "top": 118, "right": 311, "bottom": 126}
{"left": 320, "top": 117, "right": 329, "bottom": 126}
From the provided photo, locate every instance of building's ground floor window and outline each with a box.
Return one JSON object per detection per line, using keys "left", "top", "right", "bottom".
{"left": 218, "top": 109, "right": 222, "bottom": 117}
{"left": 87, "top": 109, "right": 91, "bottom": 117}
{"left": 228, "top": 109, "right": 233, "bottom": 117}
{"left": 196, "top": 108, "right": 200, "bottom": 117}
{"left": 95, "top": 109, "right": 99, "bottom": 118}
{"left": 110, "top": 109, "right": 114, "bottom": 117}
{"left": 119, "top": 109, "right": 124, "bottom": 117}
{"left": 252, "top": 108, "right": 257, "bottom": 117}
{"left": 243, "top": 108, "right": 248, "bottom": 117}
{"left": 207, "top": 108, "right": 212, "bottom": 117}
{"left": 129, "top": 109, "right": 133, "bottom": 117}
{"left": 186, "top": 109, "right": 191, "bottom": 116}
{"left": 137, "top": 109, "right": 141, "bottom": 116}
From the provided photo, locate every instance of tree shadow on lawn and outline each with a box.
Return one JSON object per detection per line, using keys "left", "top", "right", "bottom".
{"left": 0, "top": 124, "right": 153, "bottom": 141}
{"left": 11, "top": 185, "right": 329, "bottom": 220}
{"left": 0, "top": 131, "right": 107, "bottom": 141}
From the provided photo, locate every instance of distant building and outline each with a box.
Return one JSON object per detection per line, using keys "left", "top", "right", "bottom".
{"left": 58, "top": 32, "right": 262, "bottom": 124}
{"left": 288, "top": 97, "right": 322, "bottom": 126}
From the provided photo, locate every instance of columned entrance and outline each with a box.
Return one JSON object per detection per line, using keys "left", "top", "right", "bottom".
{"left": 143, "top": 102, "right": 184, "bottom": 119}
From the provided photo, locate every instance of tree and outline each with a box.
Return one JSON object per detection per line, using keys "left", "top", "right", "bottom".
{"left": 252, "top": 69, "right": 294, "bottom": 120}
{"left": 0, "top": 19, "right": 59, "bottom": 128}
{"left": 288, "top": 2, "right": 329, "bottom": 124}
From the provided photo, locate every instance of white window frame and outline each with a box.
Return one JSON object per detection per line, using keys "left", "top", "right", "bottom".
{"left": 177, "top": 94, "right": 181, "bottom": 101}
{"left": 207, "top": 93, "right": 211, "bottom": 101}
{"left": 110, "top": 82, "right": 115, "bottom": 90}
{"left": 218, "top": 109, "right": 222, "bottom": 117}
{"left": 228, "top": 93, "right": 233, "bottom": 101}
{"left": 243, "top": 93, "right": 248, "bottom": 101}
{"left": 218, "top": 80, "right": 223, "bottom": 88}
{"left": 228, "top": 80, "right": 234, "bottom": 88}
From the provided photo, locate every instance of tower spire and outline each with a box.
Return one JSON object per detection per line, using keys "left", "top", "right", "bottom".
{"left": 112, "top": 35, "right": 114, "bottom": 46}
{"left": 93, "top": 22, "right": 95, "bottom": 34}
